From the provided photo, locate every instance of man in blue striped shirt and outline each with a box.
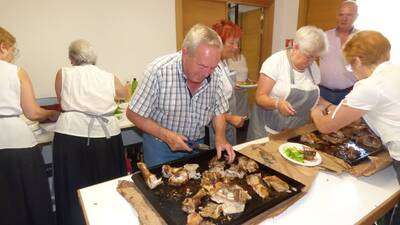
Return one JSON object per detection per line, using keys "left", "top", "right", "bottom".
{"left": 127, "top": 24, "right": 235, "bottom": 167}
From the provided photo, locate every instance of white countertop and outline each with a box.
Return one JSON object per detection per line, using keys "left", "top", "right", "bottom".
{"left": 78, "top": 138, "right": 400, "bottom": 225}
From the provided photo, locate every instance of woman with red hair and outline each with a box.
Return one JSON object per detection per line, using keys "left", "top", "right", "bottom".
{"left": 211, "top": 20, "right": 247, "bottom": 145}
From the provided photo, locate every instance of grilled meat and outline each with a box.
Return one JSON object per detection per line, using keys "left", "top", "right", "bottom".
{"left": 209, "top": 156, "right": 225, "bottom": 169}
{"left": 162, "top": 165, "right": 190, "bottom": 186}
{"left": 355, "top": 135, "right": 382, "bottom": 149}
{"left": 187, "top": 212, "right": 203, "bottom": 225}
{"left": 320, "top": 131, "right": 347, "bottom": 144}
{"left": 201, "top": 171, "right": 223, "bottom": 194}
{"left": 137, "top": 162, "right": 163, "bottom": 189}
{"left": 184, "top": 164, "right": 201, "bottom": 180}
{"left": 182, "top": 188, "right": 208, "bottom": 213}
{"left": 199, "top": 202, "right": 223, "bottom": 219}
{"left": 302, "top": 146, "right": 316, "bottom": 161}
{"left": 246, "top": 174, "right": 269, "bottom": 199}
{"left": 300, "top": 133, "right": 322, "bottom": 144}
{"left": 238, "top": 156, "right": 259, "bottom": 173}
{"left": 225, "top": 164, "right": 246, "bottom": 179}
{"left": 263, "top": 175, "right": 290, "bottom": 192}
{"left": 210, "top": 184, "right": 251, "bottom": 215}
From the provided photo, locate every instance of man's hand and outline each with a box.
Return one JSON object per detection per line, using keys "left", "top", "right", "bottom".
{"left": 215, "top": 136, "right": 235, "bottom": 163}
{"left": 164, "top": 130, "right": 192, "bottom": 152}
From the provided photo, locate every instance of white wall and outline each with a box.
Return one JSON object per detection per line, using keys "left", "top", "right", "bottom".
{"left": 0, "top": 0, "right": 176, "bottom": 98}
{"left": 272, "top": 0, "right": 299, "bottom": 53}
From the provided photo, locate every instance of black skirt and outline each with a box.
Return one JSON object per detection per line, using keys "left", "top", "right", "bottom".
{"left": 53, "top": 132, "right": 126, "bottom": 225}
{"left": 0, "top": 146, "right": 54, "bottom": 225}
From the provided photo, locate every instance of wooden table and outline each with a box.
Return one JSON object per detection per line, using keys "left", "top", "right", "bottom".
{"left": 78, "top": 137, "right": 400, "bottom": 225}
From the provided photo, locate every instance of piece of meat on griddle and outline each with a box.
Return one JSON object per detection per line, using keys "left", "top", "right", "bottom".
{"left": 320, "top": 131, "right": 347, "bottom": 144}
{"left": 201, "top": 171, "right": 223, "bottom": 194}
{"left": 184, "top": 164, "right": 201, "bottom": 180}
{"left": 225, "top": 164, "right": 246, "bottom": 179}
{"left": 186, "top": 212, "right": 216, "bottom": 225}
{"left": 238, "top": 156, "right": 259, "bottom": 173}
{"left": 346, "top": 146, "right": 361, "bottom": 161}
{"left": 161, "top": 165, "right": 190, "bottom": 186}
{"left": 137, "top": 162, "right": 163, "bottom": 189}
{"left": 209, "top": 156, "right": 225, "bottom": 169}
{"left": 355, "top": 135, "right": 383, "bottom": 149}
{"left": 300, "top": 133, "right": 322, "bottom": 144}
{"left": 263, "top": 175, "right": 290, "bottom": 192}
{"left": 210, "top": 184, "right": 251, "bottom": 215}
{"left": 182, "top": 188, "right": 208, "bottom": 213}
{"left": 199, "top": 202, "right": 223, "bottom": 220}
{"left": 246, "top": 173, "right": 269, "bottom": 199}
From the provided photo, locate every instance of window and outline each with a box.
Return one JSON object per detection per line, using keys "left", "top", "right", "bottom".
{"left": 355, "top": 1, "right": 400, "bottom": 63}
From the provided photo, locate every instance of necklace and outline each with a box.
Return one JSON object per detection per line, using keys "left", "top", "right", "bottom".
{"left": 288, "top": 49, "right": 305, "bottom": 73}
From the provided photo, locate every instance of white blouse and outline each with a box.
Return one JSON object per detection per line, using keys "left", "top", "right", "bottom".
{"left": 344, "top": 62, "right": 400, "bottom": 160}
{"left": 259, "top": 50, "right": 321, "bottom": 100}
{"left": 0, "top": 60, "right": 37, "bottom": 149}
{"left": 55, "top": 65, "right": 120, "bottom": 138}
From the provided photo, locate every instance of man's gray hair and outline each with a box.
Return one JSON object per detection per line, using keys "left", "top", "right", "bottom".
{"left": 341, "top": 0, "right": 358, "bottom": 10}
{"left": 182, "top": 24, "right": 223, "bottom": 55}
{"left": 68, "top": 39, "right": 97, "bottom": 65}
{"left": 294, "top": 26, "right": 328, "bottom": 56}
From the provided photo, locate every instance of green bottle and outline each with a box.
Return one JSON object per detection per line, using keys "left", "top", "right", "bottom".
{"left": 131, "top": 78, "right": 138, "bottom": 95}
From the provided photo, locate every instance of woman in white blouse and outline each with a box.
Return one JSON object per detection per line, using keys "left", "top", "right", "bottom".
{"left": 311, "top": 30, "right": 400, "bottom": 183}
{"left": 0, "top": 26, "right": 58, "bottom": 225}
{"left": 247, "top": 26, "right": 330, "bottom": 140}
{"left": 53, "top": 39, "right": 128, "bottom": 225}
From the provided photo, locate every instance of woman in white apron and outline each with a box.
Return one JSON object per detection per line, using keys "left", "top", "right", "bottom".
{"left": 209, "top": 20, "right": 247, "bottom": 146}
{"left": 0, "top": 26, "right": 59, "bottom": 225}
{"left": 53, "top": 39, "right": 128, "bottom": 225}
{"left": 247, "top": 26, "right": 330, "bottom": 140}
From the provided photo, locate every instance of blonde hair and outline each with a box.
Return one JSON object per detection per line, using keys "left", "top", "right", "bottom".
{"left": 0, "top": 26, "right": 16, "bottom": 47}
{"left": 182, "top": 24, "right": 223, "bottom": 55}
{"left": 343, "top": 30, "right": 391, "bottom": 66}
{"left": 294, "top": 26, "right": 328, "bottom": 56}
{"left": 68, "top": 39, "right": 97, "bottom": 65}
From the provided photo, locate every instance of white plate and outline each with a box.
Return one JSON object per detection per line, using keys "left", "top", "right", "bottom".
{"left": 278, "top": 142, "right": 322, "bottom": 167}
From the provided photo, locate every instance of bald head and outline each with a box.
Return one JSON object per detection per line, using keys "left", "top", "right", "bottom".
{"left": 337, "top": 0, "right": 358, "bottom": 32}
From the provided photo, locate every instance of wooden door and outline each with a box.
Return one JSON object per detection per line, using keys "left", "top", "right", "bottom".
{"left": 176, "top": 0, "right": 227, "bottom": 49}
{"left": 240, "top": 8, "right": 263, "bottom": 106}
{"left": 298, "top": 0, "right": 343, "bottom": 30}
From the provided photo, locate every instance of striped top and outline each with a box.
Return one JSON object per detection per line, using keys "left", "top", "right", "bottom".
{"left": 129, "top": 52, "right": 229, "bottom": 140}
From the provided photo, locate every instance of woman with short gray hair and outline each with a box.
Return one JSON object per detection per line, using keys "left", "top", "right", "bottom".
{"left": 53, "top": 39, "right": 128, "bottom": 225}
{"left": 247, "top": 26, "right": 330, "bottom": 140}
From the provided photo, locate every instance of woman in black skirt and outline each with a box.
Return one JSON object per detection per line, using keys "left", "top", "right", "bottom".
{"left": 53, "top": 39, "right": 128, "bottom": 225}
{"left": 0, "top": 26, "right": 59, "bottom": 225}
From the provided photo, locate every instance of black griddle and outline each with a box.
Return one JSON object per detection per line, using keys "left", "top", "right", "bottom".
{"left": 131, "top": 150, "right": 305, "bottom": 225}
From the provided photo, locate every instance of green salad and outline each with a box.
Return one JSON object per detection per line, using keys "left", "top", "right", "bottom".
{"left": 114, "top": 106, "right": 123, "bottom": 120}
{"left": 284, "top": 146, "right": 304, "bottom": 163}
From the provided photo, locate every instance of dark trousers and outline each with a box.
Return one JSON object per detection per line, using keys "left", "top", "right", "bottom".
{"left": 319, "top": 85, "right": 352, "bottom": 105}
